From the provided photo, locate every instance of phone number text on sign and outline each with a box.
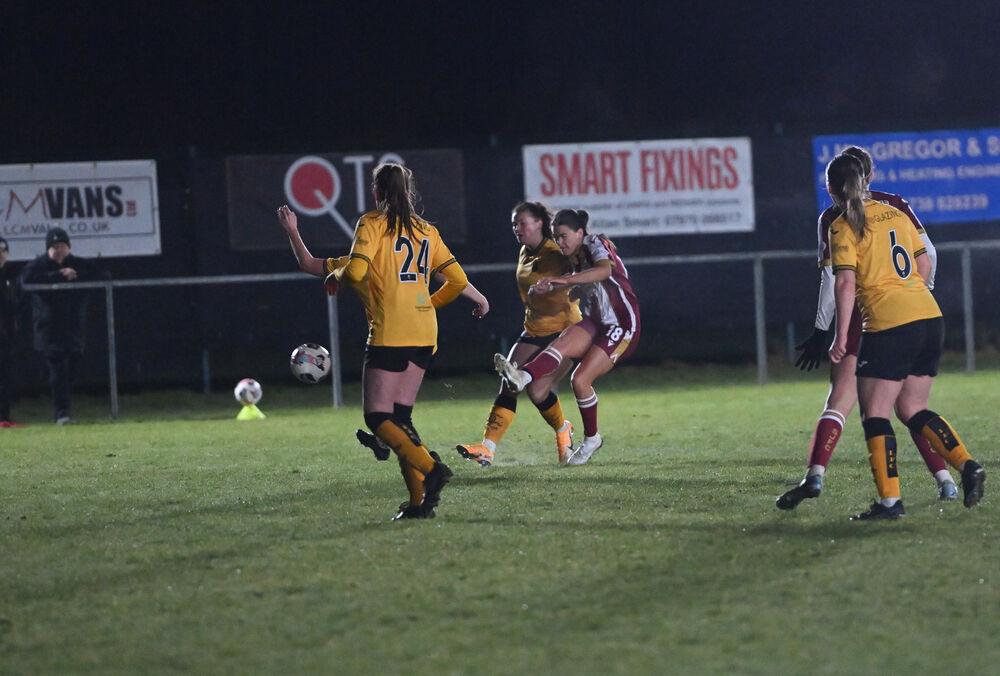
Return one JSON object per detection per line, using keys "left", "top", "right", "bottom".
{"left": 813, "top": 128, "right": 1000, "bottom": 225}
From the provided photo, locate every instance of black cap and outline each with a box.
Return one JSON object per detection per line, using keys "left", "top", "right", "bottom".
{"left": 45, "top": 227, "right": 70, "bottom": 249}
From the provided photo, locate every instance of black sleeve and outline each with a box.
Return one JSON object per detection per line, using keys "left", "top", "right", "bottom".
{"left": 19, "top": 258, "right": 60, "bottom": 285}
{"left": 64, "top": 255, "right": 109, "bottom": 282}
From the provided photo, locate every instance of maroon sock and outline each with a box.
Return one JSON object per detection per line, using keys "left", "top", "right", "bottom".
{"left": 806, "top": 412, "right": 844, "bottom": 468}
{"left": 910, "top": 429, "right": 948, "bottom": 474}
{"left": 524, "top": 347, "right": 561, "bottom": 380}
{"left": 577, "top": 392, "right": 599, "bottom": 437}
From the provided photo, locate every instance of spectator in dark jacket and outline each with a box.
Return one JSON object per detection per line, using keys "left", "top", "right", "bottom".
{"left": 20, "top": 228, "right": 103, "bottom": 424}
{"left": 0, "top": 236, "right": 23, "bottom": 427}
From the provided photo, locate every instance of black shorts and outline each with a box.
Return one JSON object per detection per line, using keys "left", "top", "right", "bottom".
{"left": 364, "top": 345, "right": 434, "bottom": 372}
{"left": 515, "top": 331, "right": 560, "bottom": 349}
{"left": 856, "top": 317, "right": 943, "bottom": 381}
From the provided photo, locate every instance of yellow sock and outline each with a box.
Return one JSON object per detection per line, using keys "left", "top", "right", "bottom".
{"left": 398, "top": 456, "right": 424, "bottom": 505}
{"left": 375, "top": 420, "right": 435, "bottom": 474}
{"left": 483, "top": 406, "right": 515, "bottom": 445}
{"left": 537, "top": 396, "right": 566, "bottom": 432}
{"left": 866, "top": 434, "right": 901, "bottom": 499}
{"left": 918, "top": 415, "right": 973, "bottom": 469}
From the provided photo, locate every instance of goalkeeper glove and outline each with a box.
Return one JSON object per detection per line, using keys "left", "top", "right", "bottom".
{"left": 794, "top": 327, "right": 830, "bottom": 371}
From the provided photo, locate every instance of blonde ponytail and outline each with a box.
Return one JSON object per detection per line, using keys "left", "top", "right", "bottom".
{"left": 826, "top": 154, "right": 869, "bottom": 238}
{"left": 842, "top": 169, "right": 866, "bottom": 237}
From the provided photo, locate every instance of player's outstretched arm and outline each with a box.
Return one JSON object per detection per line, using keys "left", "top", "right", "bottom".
{"left": 277, "top": 205, "right": 325, "bottom": 277}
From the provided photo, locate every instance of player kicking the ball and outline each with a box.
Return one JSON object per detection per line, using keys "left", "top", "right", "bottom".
{"left": 456, "top": 202, "right": 580, "bottom": 467}
{"left": 494, "top": 208, "right": 639, "bottom": 466}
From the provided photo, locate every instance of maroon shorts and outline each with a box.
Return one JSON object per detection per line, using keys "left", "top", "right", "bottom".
{"left": 576, "top": 317, "right": 640, "bottom": 365}
{"left": 845, "top": 306, "right": 863, "bottom": 357}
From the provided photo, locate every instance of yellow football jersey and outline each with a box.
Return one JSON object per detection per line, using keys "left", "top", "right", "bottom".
{"left": 516, "top": 239, "right": 581, "bottom": 337}
{"left": 333, "top": 211, "right": 462, "bottom": 348}
{"left": 830, "top": 200, "right": 940, "bottom": 332}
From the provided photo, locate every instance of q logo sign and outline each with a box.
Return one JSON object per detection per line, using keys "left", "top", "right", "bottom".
{"left": 283, "top": 156, "right": 354, "bottom": 238}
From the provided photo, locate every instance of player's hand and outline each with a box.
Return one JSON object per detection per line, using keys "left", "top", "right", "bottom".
{"left": 829, "top": 336, "right": 847, "bottom": 364}
{"left": 472, "top": 297, "right": 489, "bottom": 318}
{"left": 277, "top": 205, "right": 298, "bottom": 232}
{"left": 324, "top": 271, "right": 340, "bottom": 296}
{"left": 530, "top": 277, "right": 563, "bottom": 295}
{"left": 794, "top": 328, "right": 829, "bottom": 371}
{"left": 528, "top": 280, "right": 548, "bottom": 295}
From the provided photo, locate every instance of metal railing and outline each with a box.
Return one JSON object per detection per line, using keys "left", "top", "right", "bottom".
{"left": 626, "top": 239, "right": 1000, "bottom": 382}
{"left": 23, "top": 239, "right": 1000, "bottom": 419}
{"left": 23, "top": 272, "right": 342, "bottom": 419}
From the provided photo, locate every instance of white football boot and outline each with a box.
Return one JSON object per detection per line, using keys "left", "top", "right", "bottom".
{"left": 493, "top": 353, "right": 532, "bottom": 393}
{"left": 566, "top": 433, "right": 603, "bottom": 466}
{"left": 555, "top": 421, "right": 574, "bottom": 465}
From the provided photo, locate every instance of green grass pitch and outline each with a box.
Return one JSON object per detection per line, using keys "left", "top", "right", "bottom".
{"left": 1, "top": 364, "right": 997, "bottom": 674}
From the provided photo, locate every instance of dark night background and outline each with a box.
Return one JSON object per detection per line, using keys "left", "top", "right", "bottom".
{"left": 6, "top": 2, "right": 1000, "bottom": 156}
{"left": 3, "top": 1, "right": 1000, "bottom": 394}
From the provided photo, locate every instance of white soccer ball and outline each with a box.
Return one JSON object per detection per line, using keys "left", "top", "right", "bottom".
{"left": 234, "top": 378, "right": 263, "bottom": 405}
{"left": 290, "top": 343, "right": 331, "bottom": 384}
